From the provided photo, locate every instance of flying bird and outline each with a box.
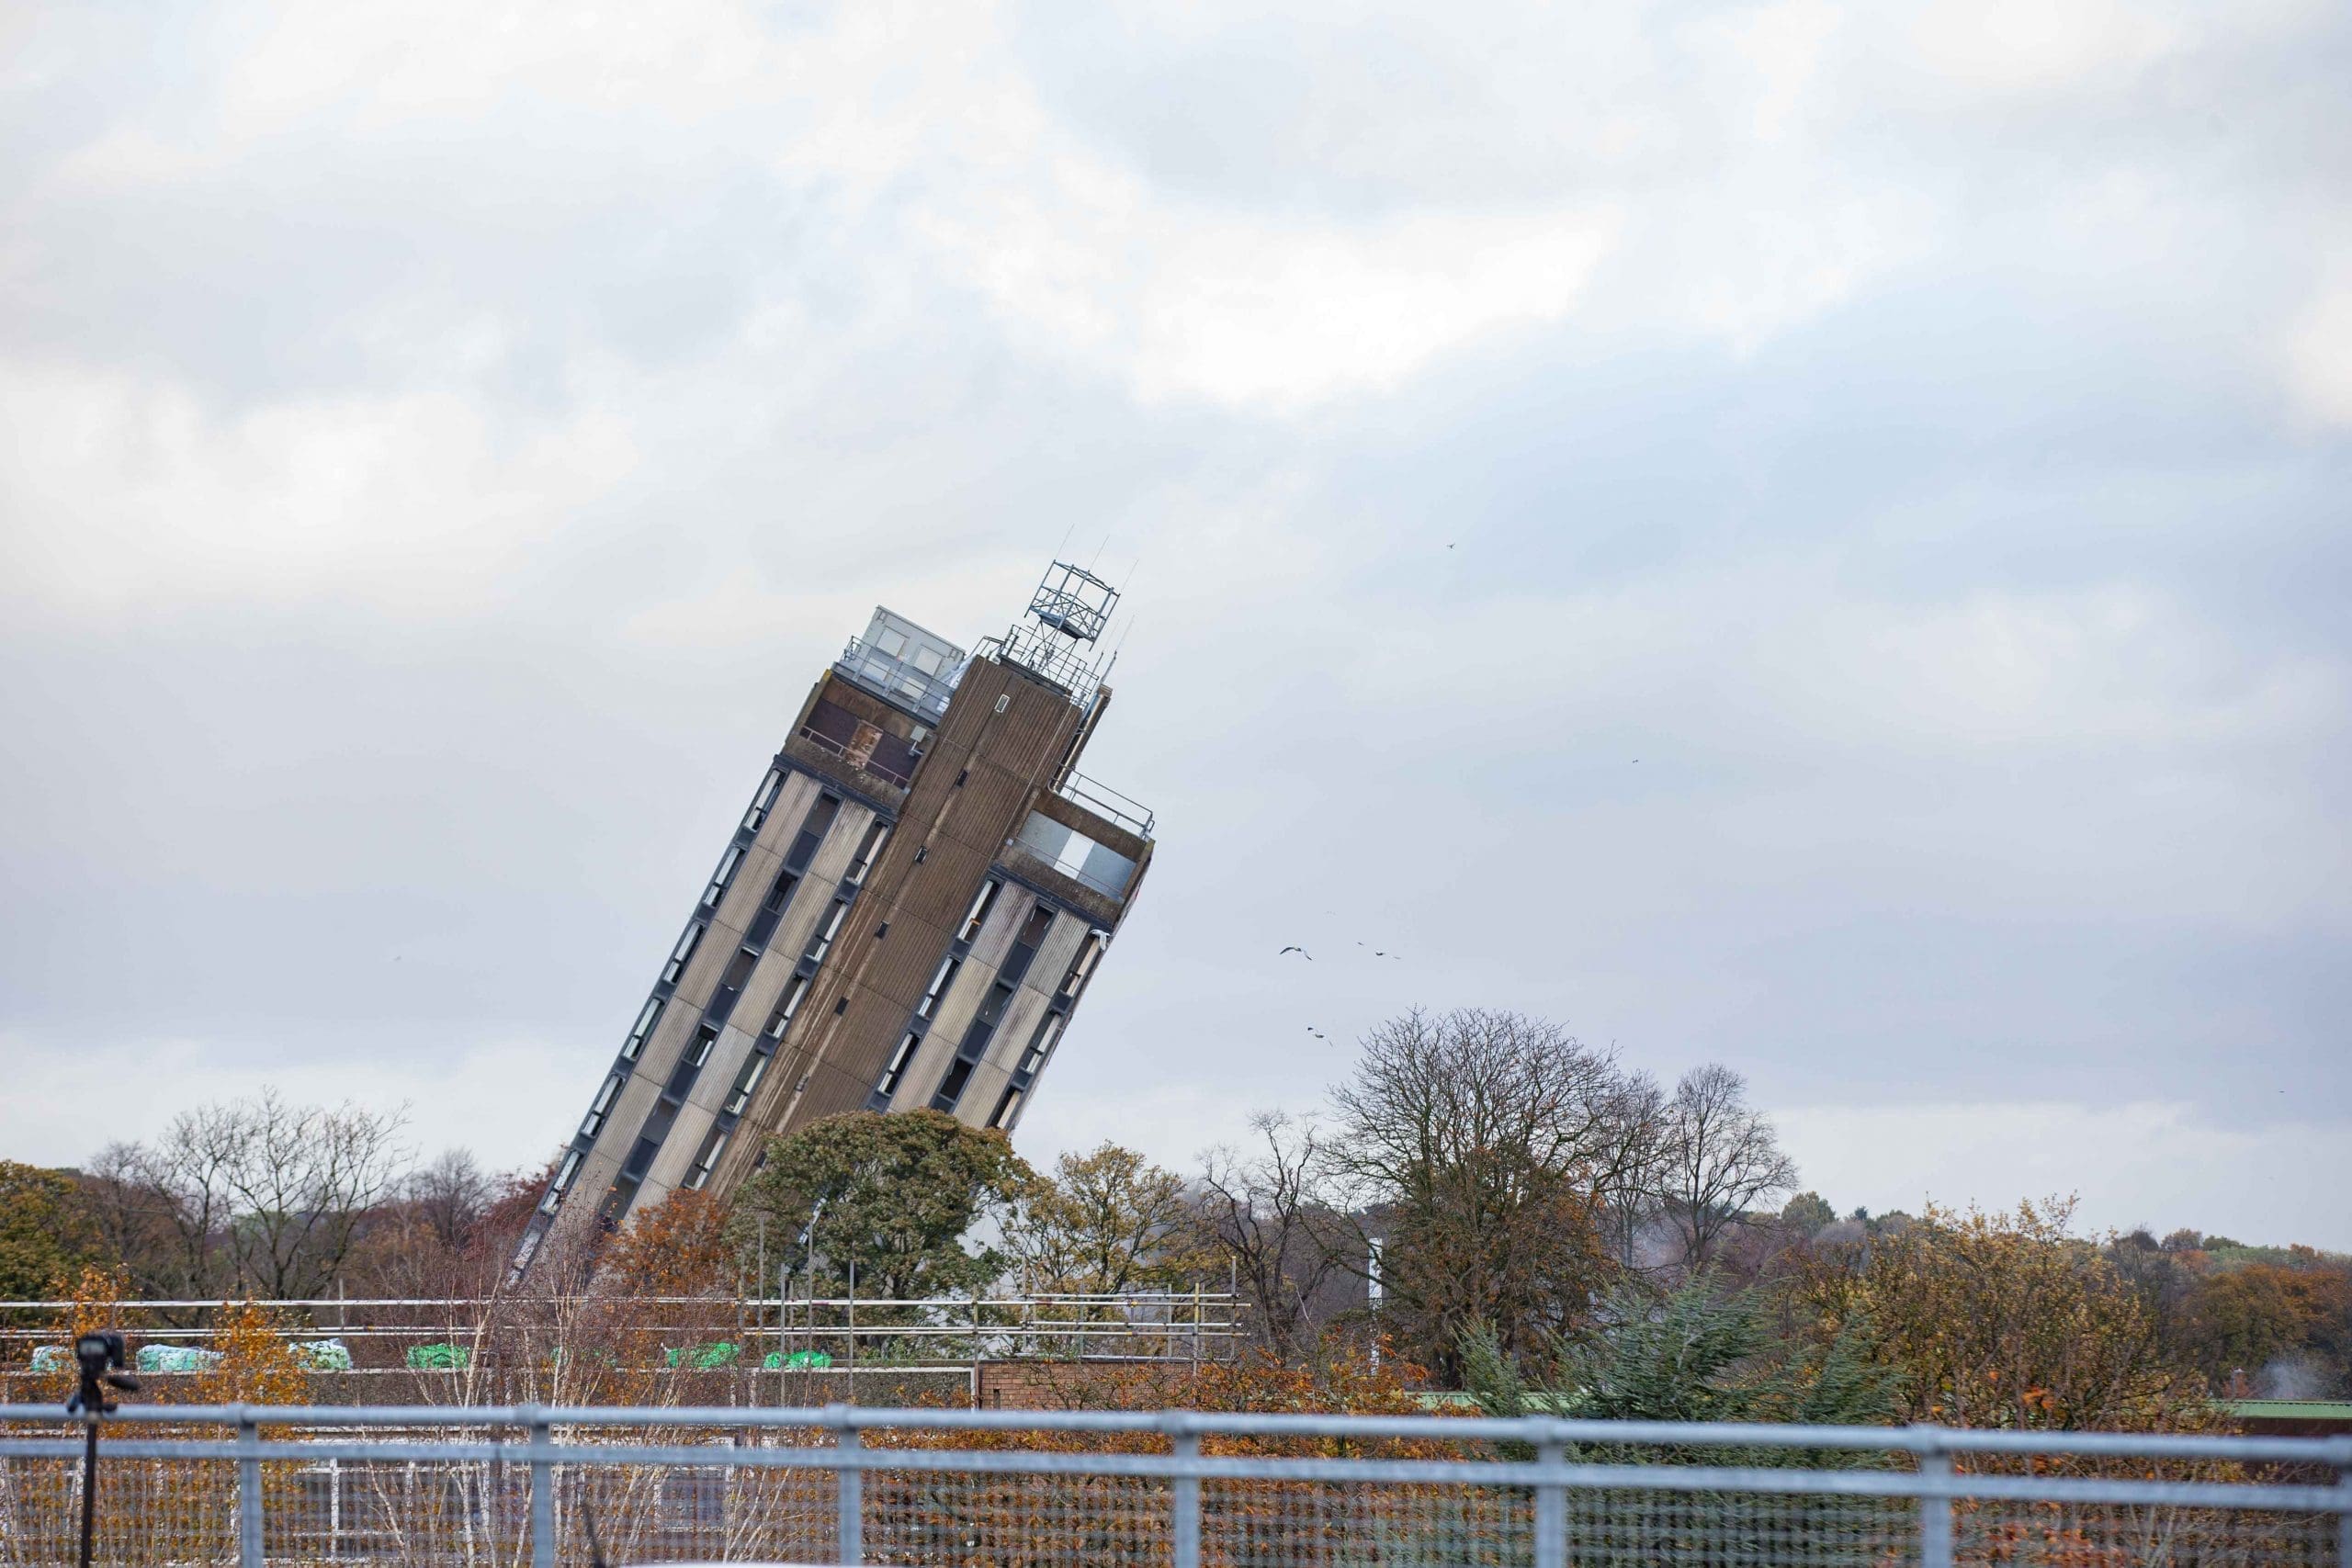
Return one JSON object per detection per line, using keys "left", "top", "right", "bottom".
{"left": 1278, "top": 945, "right": 1312, "bottom": 960}
{"left": 1306, "top": 1027, "right": 1326, "bottom": 1040}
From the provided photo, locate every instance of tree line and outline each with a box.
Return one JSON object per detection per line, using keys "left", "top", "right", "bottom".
{"left": 5, "top": 1008, "right": 2346, "bottom": 1428}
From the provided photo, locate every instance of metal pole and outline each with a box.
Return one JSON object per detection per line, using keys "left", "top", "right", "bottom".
{"left": 76, "top": 1416, "right": 98, "bottom": 1568}
{"left": 1165, "top": 1414, "right": 1201, "bottom": 1568}
{"left": 830, "top": 1404, "right": 863, "bottom": 1565}
{"left": 1534, "top": 1434, "right": 1566, "bottom": 1568}
{"left": 526, "top": 1407, "right": 554, "bottom": 1568}
{"left": 2335, "top": 1439, "right": 2351, "bottom": 1568}
{"left": 237, "top": 1408, "right": 264, "bottom": 1568}
{"left": 1915, "top": 1425, "right": 1953, "bottom": 1568}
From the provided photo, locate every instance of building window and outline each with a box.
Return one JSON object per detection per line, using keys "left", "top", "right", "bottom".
{"left": 621, "top": 1136, "right": 661, "bottom": 1181}
{"left": 661, "top": 921, "right": 705, "bottom": 986}
{"left": 541, "top": 1150, "right": 582, "bottom": 1213}
{"left": 622, "top": 996, "right": 663, "bottom": 1060}
{"left": 1057, "top": 931, "right": 1106, "bottom": 999}
{"left": 1001, "top": 901, "right": 1055, "bottom": 985}
{"left": 684, "top": 1126, "right": 729, "bottom": 1190}
{"left": 957, "top": 880, "right": 1001, "bottom": 943}
{"left": 684, "top": 1022, "right": 719, "bottom": 1068}
{"left": 971, "top": 980, "right": 1012, "bottom": 1032}
{"left": 762, "top": 976, "right": 808, "bottom": 1039}
{"left": 916, "top": 955, "right": 960, "bottom": 1019}
{"left": 844, "top": 819, "right": 890, "bottom": 885}
{"left": 876, "top": 1032, "right": 921, "bottom": 1099}
{"left": 722, "top": 1052, "right": 768, "bottom": 1117}
{"left": 805, "top": 897, "right": 849, "bottom": 966}
{"left": 581, "top": 1074, "right": 623, "bottom": 1140}
{"left": 934, "top": 1056, "right": 976, "bottom": 1106}
{"left": 1015, "top": 1014, "right": 1065, "bottom": 1078}
{"left": 988, "top": 1084, "right": 1024, "bottom": 1131}
{"left": 701, "top": 844, "right": 744, "bottom": 909}
{"left": 748, "top": 868, "right": 798, "bottom": 946}
{"left": 712, "top": 946, "right": 761, "bottom": 1019}
{"left": 784, "top": 795, "right": 842, "bottom": 874}
{"left": 741, "top": 768, "right": 785, "bottom": 834}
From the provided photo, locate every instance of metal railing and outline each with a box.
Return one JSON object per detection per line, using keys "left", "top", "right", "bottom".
{"left": 1, "top": 1403, "right": 2345, "bottom": 1566}
{"left": 1057, "top": 769, "right": 1155, "bottom": 838}
{"left": 0, "top": 1292, "right": 1243, "bottom": 1371}
{"left": 832, "top": 637, "right": 960, "bottom": 721}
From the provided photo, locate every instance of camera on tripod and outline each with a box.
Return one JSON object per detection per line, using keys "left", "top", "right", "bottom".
{"left": 66, "top": 1331, "right": 140, "bottom": 1416}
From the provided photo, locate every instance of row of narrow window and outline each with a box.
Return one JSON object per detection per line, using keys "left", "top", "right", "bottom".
{"left": 545, "top": 776, "right": 876, "bottom": 1223}
{"left": 868, "top": 875, "right": 1105, "bottom": 1123}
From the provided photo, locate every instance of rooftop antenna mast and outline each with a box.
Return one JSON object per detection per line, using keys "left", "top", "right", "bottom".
{"left": 979, "top": 558, "right": 1120, "bottom": 705}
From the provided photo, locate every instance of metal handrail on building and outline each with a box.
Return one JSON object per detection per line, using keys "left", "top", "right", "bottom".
{"left": 1, "top": 1404, "right": 2346, "bottom": 1568}
{"left": 1057, "top": 769, "right": 1155, "bottom": 838}
{"left": 832, "top": 635, "right": 961, "bottom": 720}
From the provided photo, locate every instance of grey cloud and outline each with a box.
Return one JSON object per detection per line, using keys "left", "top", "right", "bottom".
{"left": 0, "top": 0, "right": 2346, "bottom": 1247}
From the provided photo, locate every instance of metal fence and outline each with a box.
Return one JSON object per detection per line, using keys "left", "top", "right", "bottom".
{"left": 2, "top": 1403, "right": 2346, "bottom": 1566}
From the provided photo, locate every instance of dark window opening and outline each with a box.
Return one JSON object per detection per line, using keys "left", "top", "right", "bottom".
{"left": 988, "top": 1084, "right": 1024, "bottom": 1131}
{"left": 784, "top": 795, "right": 842, "bottom": 874}
{"left": 934, "top": 1056, "right": 975, "bottom": 1106}
{"left": 1001, "top": 902, "right": 1056, "bottom": 986}
{"left": 620, "top": 1135, "right": 661, "bottom": 1181}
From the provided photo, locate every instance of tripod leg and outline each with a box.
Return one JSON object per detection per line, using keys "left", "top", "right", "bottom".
{"left": 79, "top": 1419, "right": 99, "bottom": 1568}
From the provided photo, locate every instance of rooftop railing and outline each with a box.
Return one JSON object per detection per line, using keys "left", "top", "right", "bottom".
{"left": 1057, "top": 769, "right": 1155, "bottom": 839}
{"left": 832, "top": 635, "right": 961, "bottom": 720}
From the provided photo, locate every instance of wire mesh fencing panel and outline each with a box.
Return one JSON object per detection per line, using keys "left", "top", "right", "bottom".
{"left": 863, "top": 1464, "right": 1175, "bottom": 1565}
{"left": 1951, "top": 1495, "right": 2342, "bottom": 1566}
{"left": 1202, "top": 1477, "right": 1533, "bottom": 1568}
{"left": 2, "top": 1406, "right": 2347, "bottom": 1567}
{"left": 0, "top": 1449, "right": 241, "bottom": 1567}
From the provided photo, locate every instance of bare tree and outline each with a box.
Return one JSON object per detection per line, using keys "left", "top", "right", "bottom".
{"left": 126, "top": 1090, "right": 414, "bottom": 1300}
{"left": 1658, "top": 1065, "right": 1798, "bottom": 1273}
{"left": 1323, "top": 1008, "right": 1655, "bottom": 1379}
{"left": 1192, "top": 1112, "right": 1356, "bottom": 1361}
{"left": 404, "top": 1148, "right": 495, "bottom": 1256}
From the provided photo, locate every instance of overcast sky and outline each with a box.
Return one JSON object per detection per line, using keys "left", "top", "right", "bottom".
{"left": 3, "top": 0, "right": 2346, "bottom": 1247}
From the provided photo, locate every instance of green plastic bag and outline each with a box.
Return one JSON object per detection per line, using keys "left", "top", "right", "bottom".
{"left": 406, "top": 1342, "right": 470, "bottom": 1371}
{"left": 663, "top": 1340, "right": 741, "bottom": 1369}
{"left": 762, "top": 1349, "right": 833, "bottom": 1370}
